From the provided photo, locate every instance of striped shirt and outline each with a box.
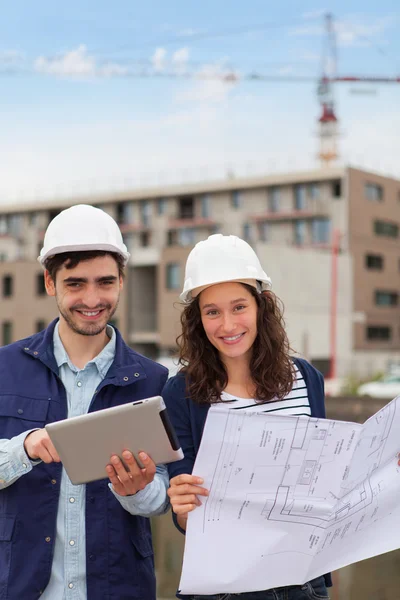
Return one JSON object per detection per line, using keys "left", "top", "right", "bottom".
{"left": 213, "top": 364, "right": 311, "bottom": 416}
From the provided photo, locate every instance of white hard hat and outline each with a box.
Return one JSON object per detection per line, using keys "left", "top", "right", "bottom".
{"left": 38, "top": 204, "right": 130, "bottom": 266}
{"left": 180, "top": 234, "right": 272, "bottom": 303}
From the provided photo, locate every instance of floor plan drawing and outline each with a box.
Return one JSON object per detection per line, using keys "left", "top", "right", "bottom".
{"left": 180, "top": 396, "right": 400, "bottom": 596}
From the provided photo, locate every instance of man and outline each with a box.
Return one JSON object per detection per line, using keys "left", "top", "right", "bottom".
{"left": 0, "top": 204, "right": 169, "bottom": 600}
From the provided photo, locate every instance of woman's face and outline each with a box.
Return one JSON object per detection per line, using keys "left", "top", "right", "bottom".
{"left": 199, "top": 281, "right": 258, "bottom": 365}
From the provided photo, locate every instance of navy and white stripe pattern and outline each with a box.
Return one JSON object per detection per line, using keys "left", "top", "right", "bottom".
{"left": 215, "top": 364, "right": 311, "bottom": 416}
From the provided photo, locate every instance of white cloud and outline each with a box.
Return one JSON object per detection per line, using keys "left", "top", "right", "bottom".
{"left": 34, "top": 45, "right": 128, "bottom": 78}
{"left": 151, "top": 47, "right": 167, "bottom": 71}
{"left": 35, "top": 45, "right": 95, "bottom": 77}
{"left": 176, "top": 63, "right": 237, "bottom": 104}
{"left": 172, "top": 47, "right": 189, "bottom": 65}
{"left": 0, "top": 49, "right": 24, "bottom": 66}
{"left": 178, "top": 28, "right": 200, "bottom": 37}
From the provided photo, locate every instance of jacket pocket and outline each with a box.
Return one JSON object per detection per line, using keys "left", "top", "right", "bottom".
{"left": 0, "top": 515, "right": 16, "bottom": 600}
{"left": 0, "top": 395, "right": 50, "bottom": 437}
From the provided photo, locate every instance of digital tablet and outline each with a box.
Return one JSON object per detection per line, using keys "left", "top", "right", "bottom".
{"left": 45, "top": 396, "right": 183, "bottom": 485}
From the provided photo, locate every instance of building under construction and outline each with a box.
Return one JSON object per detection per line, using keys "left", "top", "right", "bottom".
{"left": 0, "top": 164, "right": 398, "bottom": 380}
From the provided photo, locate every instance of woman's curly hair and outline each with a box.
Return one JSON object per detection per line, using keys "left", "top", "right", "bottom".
{"left": 177, "top": 284, "right": 295, "bottom": 405}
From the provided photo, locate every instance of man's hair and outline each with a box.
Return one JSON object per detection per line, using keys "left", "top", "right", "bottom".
{"left": 44, "top": 250, "right": 125, "bottom": 282}
{"left": 177, "top": 284, "right": 295, "bottom": 405}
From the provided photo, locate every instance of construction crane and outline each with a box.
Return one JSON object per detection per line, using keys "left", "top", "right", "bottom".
{"left": 317, "top": 13, "right": 400, "bottom": 166}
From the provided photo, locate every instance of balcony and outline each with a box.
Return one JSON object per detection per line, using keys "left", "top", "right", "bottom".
{"left": 119, "top": 222, "right": 150, "bottom": 234}
{"left": 129, "top": 247, "right": 160, "bottom": 266}
{"left": 168, "top": 217, "right": 217, "bottom": 229}
{"left": 250, "top": 210, "right": 328, "bottom": 223}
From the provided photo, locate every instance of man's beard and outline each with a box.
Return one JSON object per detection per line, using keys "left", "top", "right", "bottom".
{"left": 57, "top": 300, "right": 119, "bottom": 336}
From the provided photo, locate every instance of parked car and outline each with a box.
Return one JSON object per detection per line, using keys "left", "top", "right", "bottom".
{"left": 358, "top": 374, "right": 400, "bottom": 399}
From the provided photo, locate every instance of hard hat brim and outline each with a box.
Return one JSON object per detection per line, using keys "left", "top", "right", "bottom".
{"left": 38, "top": 243, "right": 130, "bottom": 266}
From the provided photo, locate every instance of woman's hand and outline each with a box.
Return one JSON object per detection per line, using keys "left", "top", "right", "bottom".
{"left": 168, "top": 474, "right": 209, "bottom": 529}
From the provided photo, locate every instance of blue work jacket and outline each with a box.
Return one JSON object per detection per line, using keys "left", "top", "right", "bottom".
{"left": 0, "top": 319, "right": 168, "bottom": 600}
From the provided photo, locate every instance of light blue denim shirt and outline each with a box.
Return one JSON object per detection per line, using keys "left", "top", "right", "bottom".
{"left": 0, "top": 323, "right": 169, "bottom": 600}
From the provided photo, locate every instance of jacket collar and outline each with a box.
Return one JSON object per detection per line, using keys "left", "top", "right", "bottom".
{"left": 17, "top": 318, "right": 148, "bottom": 387}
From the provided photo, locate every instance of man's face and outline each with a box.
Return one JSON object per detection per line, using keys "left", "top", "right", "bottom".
{"left": 45, "top": 255, "right": 123, "bottom": 337}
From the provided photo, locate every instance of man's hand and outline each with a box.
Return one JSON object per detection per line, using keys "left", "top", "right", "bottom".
{"left": 24, "top": 429, "right": 61, "bottom": 463}
{"left": 168, "top": 473, "right": 209, "bottom": 527}
{"left": 106, "top": 451, "right": 156, "bottom": 497}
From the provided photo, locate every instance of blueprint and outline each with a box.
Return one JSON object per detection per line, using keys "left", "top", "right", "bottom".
{"left": 179, "top": 395, "right": 400, "bottom": 595}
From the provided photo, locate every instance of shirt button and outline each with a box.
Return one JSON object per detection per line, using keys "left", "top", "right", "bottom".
{"left": 68, "top": 583, "right": 74, "bottom": 589}
{"left": 69, "top": 540, "right": 75, "bottom": 546}
{"left": 77, "top": 381, "right": 82, "bottom": 387}
{"left": 22, "top": 463, "right": 27, "bottom": 469}
{"left": 17, "top": 409, "right": 23, "bottom": 415}
{"left": 89, "top": 553, "right": 96, "bottom": 561}
{"left": 69, "top": 497, "right": 75, "bottom": 503}
{"left": 45, "top": 536, "right": 51, "bottom": 543}
{"left": 51, "top": 479, "right": 57, "bottom": 485}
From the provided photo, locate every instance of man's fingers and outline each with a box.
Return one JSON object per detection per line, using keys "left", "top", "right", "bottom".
{"left": 40, "top": 446, "right": 57, "bottom": 464}
{"left": 137, "top": 452, "right": 156, "bottom": 478}
{"left": 43, "top": 439, "right": 61, "bottom": 462}
{"left": 110, "top": 456, "right": 132, "bottom": 484}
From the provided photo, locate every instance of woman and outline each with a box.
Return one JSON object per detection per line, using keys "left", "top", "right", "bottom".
{"left": 162, "top": 234, "right": 331, "bottom": 600}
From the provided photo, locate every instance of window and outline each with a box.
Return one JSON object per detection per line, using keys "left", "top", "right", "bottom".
{"left": 365, "top": 254, "right": 384, "bottom": 270}
{"left": 35, "top": 320, "right": 46, "bottom": 333}
{"left": 375, "top": 291, "right": 398, "bottom": 306}
{"left": 167, "top": 230, "right": 177, "bottom": 246}
{"left": 294, "top": 220, "right": 306, "bottom": 245}
{"left": 178, "top": 228, "right": 195, "bottom": 246}
{"left": 2, "top": 275, "right": 13, "bottom": 297}
{"left": 374, "top": 220, "right": 398, "bottom": 238}
{"left": 139, "top": 231, "right": 150, "bottom": 247}
{"left": 310, "top": 358, "right": 331, "bottom": 377}
{"left": 36, "top": 273, "right": 46, "bottom": 295}
{"left": 157, "top": 198, "right": 167, "bottom": 215}
{"left": 139, "top": 201, "right": 151, "bottom": 226}
{"left": 201, "top": 194, "right": 210, "bottom": 219}
{"left": 178, "top": 197, "right": 194, "bottom": 220}
{"left": 48, "top": 209, "right": 61, "bottom": 225}
{"left": 29, "top": 212, "right": 38, "bottom": 226}
{"left": 0, "top": 217, "right": 7, "bottom": 235}
{"left": 116, "top": 202, "right": 132, "bottom": 225}
{"left": 332, "top": 180, "right": 342, "bottom": 198}
{"left": 312, "top": 219, "right": 331, "bottom": 244}
{"left": 365, "top": 182, "right": 383, "bottom": 202}
{"left": 258, "top": 222, "right": 269, "bottom": 242}
{"left": 2, "top": 321, "right": 12, "bottom": 346}
{"left": 166, "top": 263, "right": 180, "bottom": 290}
{"left": 231, "top": 190, "right": 241, "bottom": 209}
{"left": 242, "top": 223, "right": 252, "bottom": 242}
{"left": 366, "top": 326, "right": 391, "bottom": 341}
{"left": 309, "top": 183, "right": 320, "bottom": 200}
{"left": 267, "top": 187, "right": 280, "bottom": 212}
{"left": 294, "top": 185, "right": 306, "bottom": 211}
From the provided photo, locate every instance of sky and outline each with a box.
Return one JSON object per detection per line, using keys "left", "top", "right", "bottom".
{"left": 1, "top": 1, "right": 400, "bottom": 204}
